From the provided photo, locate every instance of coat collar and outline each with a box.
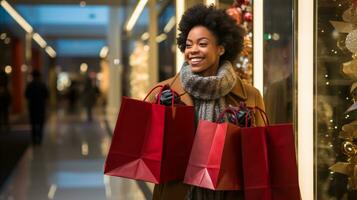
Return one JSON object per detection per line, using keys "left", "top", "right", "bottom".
{"left": 230, "top": 76, "right": 248, "bottom": 100}
{"left": 169, "top": 73, "right": 248, "bottom": 106}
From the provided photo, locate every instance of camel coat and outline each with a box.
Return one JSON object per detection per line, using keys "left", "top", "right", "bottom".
{"left": 149, "top": 73, "right": 266, "bottom": 200}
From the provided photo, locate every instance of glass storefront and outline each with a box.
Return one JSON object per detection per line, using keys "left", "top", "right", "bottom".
{"left": 263, "top": 0, "right": 294, "bottom": 124}
{"left": 158, "top": 0, "right": 176, "bottom": 81}
{"left": 316, "top": 1, "right": 357, "bottom": 199}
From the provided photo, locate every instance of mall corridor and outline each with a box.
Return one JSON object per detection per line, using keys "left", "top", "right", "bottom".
{"left": 0, "top": 108, "right": 153, "bottom": 200}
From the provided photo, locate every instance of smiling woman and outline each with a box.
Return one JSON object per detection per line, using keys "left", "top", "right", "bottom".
{"left": 149, "top": 4, "right": 266, "bottom": 200}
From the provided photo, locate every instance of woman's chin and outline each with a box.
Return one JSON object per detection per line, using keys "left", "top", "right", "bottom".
{"left": 190, "top": 67, "right": 204, "bottom": 74}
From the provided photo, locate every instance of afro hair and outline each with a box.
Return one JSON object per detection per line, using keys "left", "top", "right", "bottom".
{"left": 177, "top": 4, "right": 244, "bottom": 63}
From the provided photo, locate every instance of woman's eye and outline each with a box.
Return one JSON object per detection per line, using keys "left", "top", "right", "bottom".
{"left": 199, "top": 43, "right": 207, "bottom": 47}
{"left": 186, "top": 44, "right": 192, "bottom": 48}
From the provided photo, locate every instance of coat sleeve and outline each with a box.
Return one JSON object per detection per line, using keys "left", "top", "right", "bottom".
{"left": 254, "top": 89, "right": 267, "bottom": 127}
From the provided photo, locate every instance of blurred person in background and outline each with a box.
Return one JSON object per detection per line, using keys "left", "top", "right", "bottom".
{"left": 82, "top": 75, "right": 98, "bottom": 122}
{"left": 0, "top": 71, "right": 11, "bottom": 133}
{"left": 25, "top": 70, "right": 49, "bottom": 145}
{"left": 67, "top": 80, "right": 79, "bottom": 114}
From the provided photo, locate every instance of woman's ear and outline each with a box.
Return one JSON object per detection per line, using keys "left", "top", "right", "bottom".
{"left": 219, "top": 46, "right": 225, "bottom": 56}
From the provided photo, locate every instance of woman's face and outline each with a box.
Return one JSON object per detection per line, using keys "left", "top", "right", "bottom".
{"left": 184, "top": 26, "right": 224, "bottom": 76}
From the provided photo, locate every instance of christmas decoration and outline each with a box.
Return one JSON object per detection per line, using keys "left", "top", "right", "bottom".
{"left": 129, "top": 41, "right": 149, "bottom": 99}
{"left": 329, "top": 0, "right": 357, "bottom": 192}
{"left": 226, "top": 0, "right": 253, "bottom": 85}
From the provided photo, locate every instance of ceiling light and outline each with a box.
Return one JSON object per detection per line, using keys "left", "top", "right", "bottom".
{"left": 0, "top": 0, "right": 33, "bottom": 33}
{"left": 32, "top": 33, "right": 47, "bottom": 48}
{"left": 141, "top": 32, "right": 149, "bottom": 41}
{"left": 47, "top": 184, "right": 57, "bottom": 200}
{"left": 45, "top": 46, "right": 56, "bottom": 58}
{"left": 80, "top": 1, "right": 86, "bottom": 7}
{"left": 113, "top": 59, "right": 120, "bottom": 65}
{"left": 80, "top": 63, "right": 88, "bottom": 73}
{"left": 125, "top": 0, "right": 148, "bottom": 31}
{"left": 164, "top": 16, "right": 175, "bottom": 33}
{"left": 99, "top": 46, "right": 108, "bottom": 58}
{"left": 156, "top": 33, "right": 167, "bottom": 43}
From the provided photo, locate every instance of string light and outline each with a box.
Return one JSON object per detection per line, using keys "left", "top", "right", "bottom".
{"left": 0, "top": 33, "right": 6, "bottom": 40}
{"left": 4, "top": 65, "right": 12, "bottom": 74}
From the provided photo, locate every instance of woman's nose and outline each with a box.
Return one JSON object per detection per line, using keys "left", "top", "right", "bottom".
{"left": 189, "top": 45, "right": 199, "bottom": 53}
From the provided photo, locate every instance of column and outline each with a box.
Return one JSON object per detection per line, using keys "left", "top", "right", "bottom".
{"left": 11, "top": 38, "right": 25, "bottom": 114}
{"left": 106, "top": 6, "right": 123, "bottom": 119}
{"left": 148, "top": 0, "right": 158, "bottom": 85}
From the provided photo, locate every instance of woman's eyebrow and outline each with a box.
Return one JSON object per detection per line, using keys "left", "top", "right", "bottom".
{"left": 186, "top": 37, "right": 210, "bottom": 42}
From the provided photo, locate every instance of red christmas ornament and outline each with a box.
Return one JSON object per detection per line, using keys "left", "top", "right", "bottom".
{"left": 234, "top": 0, "right": 250, "bottom": 8}
{"left": 235, "top": 0, "right": 244, "bottom": 7}
{"left": 243, "top": 12, "right": 253, "bottom": 22}
{"left": 243, "top": 0, "right": 251, "bottom": 5}
{"left": 226, "top": 7, "right": 242, "bottom": 25}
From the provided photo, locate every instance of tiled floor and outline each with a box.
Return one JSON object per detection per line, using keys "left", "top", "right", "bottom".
{"left": 0, "top": 108, "right": 153, "bottom": 200}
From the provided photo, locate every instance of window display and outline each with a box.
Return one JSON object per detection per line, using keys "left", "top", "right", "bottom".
{"left": 316, "top": 0, "right": 357, "bottom": 199}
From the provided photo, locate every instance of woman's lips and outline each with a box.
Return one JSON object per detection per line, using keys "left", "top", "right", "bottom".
{"left": 190, "top": 57, "right": 203, "bottom": 65}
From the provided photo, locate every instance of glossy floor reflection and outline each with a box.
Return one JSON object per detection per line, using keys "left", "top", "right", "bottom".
{"left": 0, "top": 109, "right": 153, "bottom": 200}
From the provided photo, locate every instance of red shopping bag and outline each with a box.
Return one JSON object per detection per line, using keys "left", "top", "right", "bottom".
{"left": 266, "top": 124, "right": 301, "bottom": 200}
{"left": 104, "top": 85, "right": 195, "bottom": 184}
{"left": 241, "top": 108, "right": 300, "bottom": 200}
{"left": 241, "top": 126, "right": 272, "bottom": 200}
{"left": 184, "top": 108, "right": 243, "bottom": 190}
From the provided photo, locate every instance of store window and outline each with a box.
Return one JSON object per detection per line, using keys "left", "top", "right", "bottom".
{"left": 316, "top": 1, "right": 357, "bottom": 199}
{"left": 158, "top": 0, "right": 176, "bottom": 81}
{"left": 263, "top": 0, "right": 294, "bottom": 124}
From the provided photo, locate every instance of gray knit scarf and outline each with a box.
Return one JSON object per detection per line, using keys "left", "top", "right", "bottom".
{"left": 180, "top": 60, "right": 237, "bottom": 122}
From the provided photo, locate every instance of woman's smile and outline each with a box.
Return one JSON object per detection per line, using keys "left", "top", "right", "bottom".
{"left": 189, "top": 56, "right": 204, "bottom": 65}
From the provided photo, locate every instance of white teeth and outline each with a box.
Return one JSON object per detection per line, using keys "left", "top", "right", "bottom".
{"left": 191, "top": 58, "right": 203, "bottom": 62}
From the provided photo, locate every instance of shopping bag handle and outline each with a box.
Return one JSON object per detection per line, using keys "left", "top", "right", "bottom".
{"left": 143, "top": 85, "right": 175, "bottom": 108}
{"left": 248, "top": 106, "right": 269, "bottom": 126}
{"left": 143, "top": 85, "right": 164, "bottom": 102}
{"left": 217, "top": 106, "right": 255, "bottom": 127}
{"left": 216, "top": 107, "right": 239, "bottom": 123}
{"left": 218, "top": 106, "right": 269, "bottom": 127}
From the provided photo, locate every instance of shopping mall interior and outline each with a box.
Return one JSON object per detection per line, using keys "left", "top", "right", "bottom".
{"left": 0, "top": 0, "right": 357, "bottom": 199}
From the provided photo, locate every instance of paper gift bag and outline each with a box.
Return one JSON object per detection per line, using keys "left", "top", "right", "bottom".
{"left": 104, "top": 85, "right": 195, "bottom": 184}
{"left": 184, "top": 109, "right": 243, "bottom": 190}
{"left": 241, "top": 108, "right": 300, "bottom": 200}
{"left": 266, "top": 124, "right": 301, "bottom": 200}
{"left": 241, "top": 126, "right": 272, "bottom": 200}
